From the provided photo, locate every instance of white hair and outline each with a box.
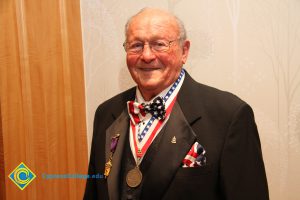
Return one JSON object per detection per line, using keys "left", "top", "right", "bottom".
{"left": 124, "top": 8, "right": 187, "bottom": 44}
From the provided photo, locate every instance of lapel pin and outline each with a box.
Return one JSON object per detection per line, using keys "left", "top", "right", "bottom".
{"left": 171, "top": 136, "right": 176, "bottom": 144}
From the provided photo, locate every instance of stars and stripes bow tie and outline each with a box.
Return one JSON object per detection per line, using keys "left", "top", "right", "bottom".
{"left": 127, "top": 96, "right": 166, "bottom": 123}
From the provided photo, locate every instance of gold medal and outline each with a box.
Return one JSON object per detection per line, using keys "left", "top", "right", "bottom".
{"left": 126, "top": 167, "right": 143, "bottom": 188}
{"left": 104, "top": 159, "right": 112, "bottom": 178}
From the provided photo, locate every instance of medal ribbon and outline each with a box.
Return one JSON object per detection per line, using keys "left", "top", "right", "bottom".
{"left": 104, "top": 134, "right": 120, "bottom": 178}
{"left": 131, "top": 95, "right": 177, "bottom": 159}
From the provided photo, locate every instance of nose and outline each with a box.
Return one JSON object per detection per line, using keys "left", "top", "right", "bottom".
{"left": 140, "top": 44, "right": 156, "bottom": 63}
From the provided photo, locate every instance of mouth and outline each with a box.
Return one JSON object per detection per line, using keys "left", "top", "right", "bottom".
{"left": 138, "top": 67, "right": 161, "bottom": 72}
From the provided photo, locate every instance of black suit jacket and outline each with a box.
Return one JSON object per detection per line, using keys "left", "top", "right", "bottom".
{"left": 84, "top": 71, "right": 269, "bottom": 200}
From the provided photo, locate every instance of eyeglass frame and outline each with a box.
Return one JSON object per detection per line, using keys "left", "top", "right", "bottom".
{"left": 122, "top": 38, "right": 182, "bottom": 54}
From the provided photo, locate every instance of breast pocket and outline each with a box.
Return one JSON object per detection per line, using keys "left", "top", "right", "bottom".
{"left": 163, "top": 164, "right": 216, "bottom": 199}
{"left": 176, "top": 164, "right": 213, "bottom": 178}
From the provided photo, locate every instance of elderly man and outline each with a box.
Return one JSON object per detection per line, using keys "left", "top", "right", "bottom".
{"left": 84, "top": 8, "right": 269, "bottom": 200}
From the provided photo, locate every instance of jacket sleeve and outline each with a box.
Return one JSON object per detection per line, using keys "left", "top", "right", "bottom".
{"left": 83, "top": 112, "right": 98, "bottom": 200}
{"left": 220, "top": 103, "right": 269, "bottom": 200}
{"left": 83, "top": 103, "right": 112, "bottom": 200}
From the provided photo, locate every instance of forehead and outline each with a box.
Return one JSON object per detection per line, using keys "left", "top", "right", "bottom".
{"left": 126, "top": 11, "right": 179, "bottom": 41}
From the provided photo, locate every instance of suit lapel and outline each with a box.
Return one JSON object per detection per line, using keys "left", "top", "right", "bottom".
{"left": 141, "top": 102, "right": 198, "bottom": 200}
{"left": 105, "top": 110, "right": 129, "bottom": 200}
{"left": 177, "top": 70, "right": 203, "bottom": 125}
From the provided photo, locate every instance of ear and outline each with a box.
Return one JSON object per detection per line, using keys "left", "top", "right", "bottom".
{"left": 181, "top": 40, "right": 190, "bottom": 64}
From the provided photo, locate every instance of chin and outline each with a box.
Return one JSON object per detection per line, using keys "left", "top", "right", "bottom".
{"left": 139, "top": 82, "right": 161, "bottom": 91}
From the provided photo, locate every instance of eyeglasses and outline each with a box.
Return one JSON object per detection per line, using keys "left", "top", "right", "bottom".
{"left": 123, "top": 39, "right": 180, "bottom": 54}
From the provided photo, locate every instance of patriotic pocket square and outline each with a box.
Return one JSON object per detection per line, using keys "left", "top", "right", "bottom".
{"left": 182, "top": 142, "right": 206, "bottom": 168}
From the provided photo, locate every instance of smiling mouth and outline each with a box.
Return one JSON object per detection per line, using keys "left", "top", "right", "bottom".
{"left": 139, "top": 68, "right": 160, "bottom": 71}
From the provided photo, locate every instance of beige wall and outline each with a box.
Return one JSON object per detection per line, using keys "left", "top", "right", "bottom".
{"left": 80, "top": 0, "right": 300, "bottom": 199}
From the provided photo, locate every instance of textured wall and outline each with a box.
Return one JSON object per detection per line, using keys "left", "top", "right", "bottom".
{"left": 80, "top": 0, "right": 300, "bottom": 199}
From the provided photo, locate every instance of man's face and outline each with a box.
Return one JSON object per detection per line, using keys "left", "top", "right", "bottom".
{"left": 125, "top": 11, "right": 190, "bottom": 100}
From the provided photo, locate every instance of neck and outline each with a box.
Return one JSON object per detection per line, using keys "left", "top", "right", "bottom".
{"left": 139, "top": 89, "right": 161, "bottom": 101}
{"left": 138, "top": 81, "right": 173, "bottom": 101}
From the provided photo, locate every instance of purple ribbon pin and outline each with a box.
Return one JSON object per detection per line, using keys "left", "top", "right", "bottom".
{"left": 110, "top": 134, "right": 120, "bottom": 153}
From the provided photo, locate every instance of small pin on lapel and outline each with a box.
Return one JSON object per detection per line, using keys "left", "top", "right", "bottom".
{"left": 171, "top": 136, "right": 176, "bottom": 144}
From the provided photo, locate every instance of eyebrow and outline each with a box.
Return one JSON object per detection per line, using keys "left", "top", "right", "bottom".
{"left": 128, "top": 36, "right": 170, "bottom": 42}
